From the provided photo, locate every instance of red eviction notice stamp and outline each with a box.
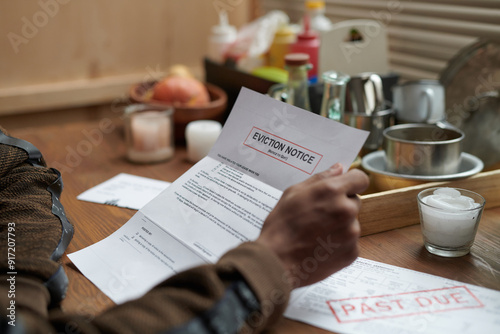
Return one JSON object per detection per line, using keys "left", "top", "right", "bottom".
{"left": 327, "top": 286, "right": 484, "bottom": 323}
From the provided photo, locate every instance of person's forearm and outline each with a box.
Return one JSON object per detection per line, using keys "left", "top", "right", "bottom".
{"left": 1, "top": 127, "right": 293, "bottom": 334}
{"left": 8, "top": 242, "right": 291, "bottom": 334}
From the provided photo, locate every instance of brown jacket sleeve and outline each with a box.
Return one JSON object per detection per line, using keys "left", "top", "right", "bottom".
{"left": 2, "top": 242, "right": 292, "bottom": 334}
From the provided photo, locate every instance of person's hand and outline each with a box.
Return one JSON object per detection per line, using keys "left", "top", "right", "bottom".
{"left": 256, "top": 163, "right": 369, "bottom": 288}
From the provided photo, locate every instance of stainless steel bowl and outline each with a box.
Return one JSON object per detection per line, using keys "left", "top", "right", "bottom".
{"left": 383, "top": 124, "right": 465, "bottom": 176}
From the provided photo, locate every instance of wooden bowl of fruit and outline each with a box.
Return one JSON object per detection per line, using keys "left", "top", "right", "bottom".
{"left": 129, "top": 67, "right": 227, "bottom": 143}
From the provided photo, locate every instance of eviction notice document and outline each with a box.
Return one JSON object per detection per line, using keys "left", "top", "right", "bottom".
{"left": 69, "top": 87, "right": 369, "bottom": 303}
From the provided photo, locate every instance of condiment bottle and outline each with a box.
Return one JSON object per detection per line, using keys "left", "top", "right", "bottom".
{"left": 304, "top": 0, "right": 333, "bottom": 33}
{"left": 207, "top": 10, "right": 237, "bottom": 63}
{"left": 268, "top": 25, "right": 296, "bottom": 69}
{"left": 284, "top": 53, "right": 312, "bottom": 111}
{"left": 290, "top": 14, "right": 320, "bottom": 83}
{"left": 320, "top": 71, "right": 350, "bottom": 122}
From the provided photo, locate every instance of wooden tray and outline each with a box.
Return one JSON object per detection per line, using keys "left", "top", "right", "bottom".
{"left": 359, "top": 169, "right": 500, "bottom": 236}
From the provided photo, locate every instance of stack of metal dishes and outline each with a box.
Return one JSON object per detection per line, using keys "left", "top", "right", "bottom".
{"left": 359, "top": 39, "right": 498, "bottom": 192}
{"left": 361, "top": 123, "right": 483, "bottom": 192}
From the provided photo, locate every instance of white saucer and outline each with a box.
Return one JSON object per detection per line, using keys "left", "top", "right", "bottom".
{"left": 362, "top": 151, "right": 484, "bottom": 181}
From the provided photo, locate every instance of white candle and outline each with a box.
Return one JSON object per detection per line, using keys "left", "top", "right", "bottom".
{"left": 127, "top": 110, "right": 174, "bottom": 163}
{"left": 419, "top": 187, "right": 483, "bottom": 248}
{"left": 185, "top": 120, "right": 222, "bottom": 163}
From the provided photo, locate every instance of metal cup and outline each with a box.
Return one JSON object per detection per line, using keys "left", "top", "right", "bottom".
{"left": 393, "top": 80, "right": 446, "bottom": 124}
{"left": 383, "top": 123, "right": 464, "bottom": 175}
{"left": 344, "top": 107, "right": 394, "bottom": 155}
{"left": 346, "top": 72, "right": 386, "bottom": 115}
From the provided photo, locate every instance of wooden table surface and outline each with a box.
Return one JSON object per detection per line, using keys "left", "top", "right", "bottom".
{"left": 9, "top": 118, "right": 500, "bottom": 333}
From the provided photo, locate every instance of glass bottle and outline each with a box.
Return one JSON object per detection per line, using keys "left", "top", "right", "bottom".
{"left": 284, "top": 53, "right": 312, "bottom": 111}
{"left": 320, "top": 71, "right": 350, "bottom": 122}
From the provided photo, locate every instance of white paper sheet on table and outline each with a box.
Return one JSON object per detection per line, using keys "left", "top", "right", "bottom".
{"left": 67, "top": 87, "right": 500, "bottom": 333}
{"left": 76, "top": 173, "right": 170, "bottom": 210}
{"left": 285, "top": 257, "right": 500, "bottom": 334}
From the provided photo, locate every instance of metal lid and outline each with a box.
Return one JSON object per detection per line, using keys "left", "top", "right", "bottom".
{"left": 285, "top": 53, "right": 310, "bottom": 66}
{"left": 397, "top": 79, "right": 442, "bottom": 87}
{"left": 439, "top": 39, "right": 500, "bottom": 168}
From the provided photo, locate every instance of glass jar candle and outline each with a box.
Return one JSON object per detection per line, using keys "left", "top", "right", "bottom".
{"left": 123, "top": 104, "right": 175, "bottom": 163}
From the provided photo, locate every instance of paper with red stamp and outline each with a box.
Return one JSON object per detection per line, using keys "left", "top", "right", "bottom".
{"left": 285, "top": 258, "right": 500, "bottom": 334}
{"left": 327, "top": 286, "right": 483, "bottom": 323}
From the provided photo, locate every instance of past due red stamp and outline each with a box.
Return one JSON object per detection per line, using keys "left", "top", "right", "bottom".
{"left": 327, "top": 286, "right": 484, "bottom": 323}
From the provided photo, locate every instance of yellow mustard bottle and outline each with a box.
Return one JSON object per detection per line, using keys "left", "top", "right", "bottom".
{"left": 267, "top": 25, "right": 296, "bottom": 69}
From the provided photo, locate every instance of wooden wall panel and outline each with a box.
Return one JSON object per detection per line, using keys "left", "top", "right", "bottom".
{"left": 0, "top": 0, "right": 250, "bottom": 114}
